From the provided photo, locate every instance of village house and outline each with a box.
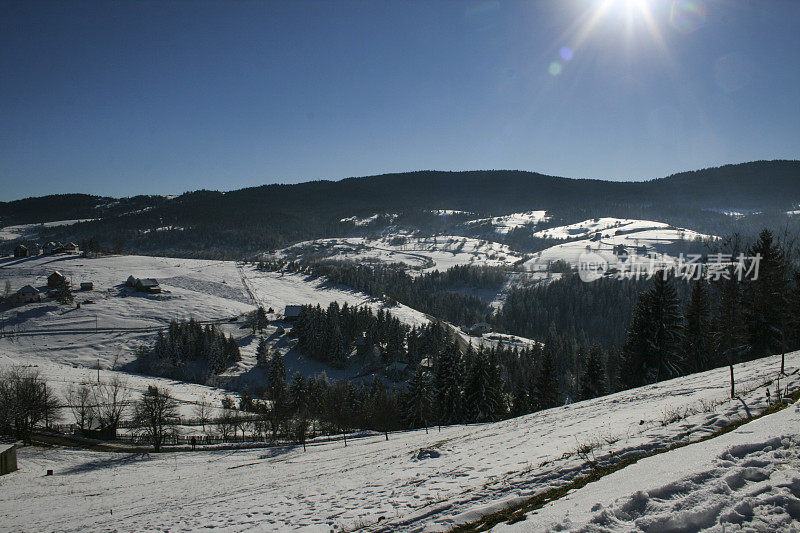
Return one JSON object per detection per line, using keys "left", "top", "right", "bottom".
{"left": 283, "top": 305, "right": 303, "bottom": 322}
{"left": 0, "top": 443, "right": 17, "bottom": 475}
{"left": 469, "top": 322, "right": 492, "bottom": 336}
{"left": 126, "top": 275, "right": 138, "bottom": 287}
{"left": 29, "top": 242, "right": 41, "bottom": 255}
{"left": 47, "top": 271, "right": 68, "bottom": 288}
{"left": 13, "top": 245, "right": 29, "bottom": 258}
{"left": 43, "top": 241, "right": 62, "bottom": 254}
{"left": 63, "top": 242, "right": 80, "bottom": 254}
{"left": 80, "top": 282, "right": 93, "bottom": 291}
{"left": 135, "top": 278, "right": 161, "bottom": 293}
{"left": 13, "top": 285, "right": 41, "bottom": 304}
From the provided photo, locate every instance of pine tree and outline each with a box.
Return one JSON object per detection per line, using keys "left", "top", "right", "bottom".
{"left": 288, "top": 371, "right": 307, "bottom": 415}
{"left": 256, "top": 337, "right": 269, "bottom": 368}
{"left": 743, "top": 229, "right": 788, "bottom": 360}
{"left": 464, "top": 348, "right": 496, "bottom": 422}
{"left": 683, "top": 280, "right": 714, "bottom": 373}
{"left": 535, "top": 345, "right": 560, "bottom": 409}
{"left": 579, "top": 343, "right": 608, "bottom": 400}
{"left": 403, "top": 366, "right": 433, "bottom": 430}
{"left": 268, "top": 352, "right": 287, "bottom": 402}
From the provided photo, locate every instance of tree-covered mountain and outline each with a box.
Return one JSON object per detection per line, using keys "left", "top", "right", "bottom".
{"left": 2, "top": 160, "right": 798, "bottom": 257}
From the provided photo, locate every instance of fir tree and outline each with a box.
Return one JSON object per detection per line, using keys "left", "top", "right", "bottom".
{"left": 683, "top": 280, "right": 714, "bottom": 373}
{"left": 403, "top": 366, "right": 433, "bottom": 430}
{"left": 579, "top": 343, "right": 608, "bottom": 400}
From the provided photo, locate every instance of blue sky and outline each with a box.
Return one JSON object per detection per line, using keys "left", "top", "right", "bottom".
{"left": 1, "top": 0, "right": 798, "bottom": 200}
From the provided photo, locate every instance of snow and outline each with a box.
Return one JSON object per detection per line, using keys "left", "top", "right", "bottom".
{"left": 274, "top": 235, "right": 525, "bottom": 273}
{"left": 2, "top": 352, "right": 797, "bottom": 532}
{"left": 339, "top": 213, "right": 397, "bottom": 226}
{"left": 0, "top": 254, "right": 428, "bottom": 374}
{"left": 466, "top": 210, "right": 549, "bottom": 234}
{"left": 0, "top": 219, "right": 97, "bottom": 241}
{"left": 495, "top": 394, "right": 800, "bottom": 532}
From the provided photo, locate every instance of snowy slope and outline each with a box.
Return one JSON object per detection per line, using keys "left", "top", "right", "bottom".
{"left": 274, "top": 235, "right": 525, "bottom": 273}
{"left": 495, "top": 394, "right": 800, "bottom": 532}
{"left": 0, "top": 219, "right": 97, "bottom": 241}
{"left": 465, "top": 211, "right": 549, "bottom": 234}
{"left": 2, "top": 352, "right": 797, "bottom": 532}
{"left": 0, "top": 255, "right": 428, "bottom": 373}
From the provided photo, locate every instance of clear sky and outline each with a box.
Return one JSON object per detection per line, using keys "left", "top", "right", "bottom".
{"left": 1, "top": 0, "right": 798, "bottom": 200}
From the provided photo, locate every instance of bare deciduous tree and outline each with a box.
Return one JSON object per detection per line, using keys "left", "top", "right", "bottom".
{"left": 133, "top": 385, "right": 179, "bottom": 452}
{"left": 0, "top": 367, "right": 61, "bottom": 443}
{"left": 66, "top": 382, "right": 96, "bottom": 431}
{"left": 92, "top": 377, "right": 129, "bottom": 432}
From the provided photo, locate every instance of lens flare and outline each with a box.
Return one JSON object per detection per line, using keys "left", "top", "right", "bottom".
{"left": 549, "top": 61, "right": 563, "bottom": 76}
{"left": 559, "top": 46, "right": 574, "bottom": 61}
{"left": 669, "top": 0, "right": 706, "bottom": 33}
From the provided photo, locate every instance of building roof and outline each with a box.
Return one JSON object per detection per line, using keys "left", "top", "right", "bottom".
{"left": 137, "top": 278, "right": 159, "bottom": 287}
{"left": 284, "top": 305, "right": 303, "bottom": 317}
{"left": 0, "top": 443, "right": 15, "bottom": 454}
{"left": 17, "top": 285, "right": 39, "bottom": 294}
{"left": 49, "top": 271, "right": 65, "bottom": 279}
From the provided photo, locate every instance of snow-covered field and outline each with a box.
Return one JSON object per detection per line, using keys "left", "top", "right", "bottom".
{"left": 0, "top": 219, "right": 97, "bottom": 241}
{"left": 465, "top": 210, "right": 549, "bottom": 234}
{"left": 2, "top": 352, "right": 797, "bottom": 532}
{"left": 0, "top": 254, "right": 428, "bottom": 374}
{"left": 274, "top": 235, "right": 525, "bottom": 273}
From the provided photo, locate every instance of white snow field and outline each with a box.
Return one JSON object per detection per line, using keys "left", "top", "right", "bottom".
{"left": 0, "top": 254, "right": 428, "bottom": 372}
{"left": 2, "top": 353, "right": 797, "bottom": 532}
{"left": 0, "top": 218, "right": 97, "bottom": 241}
{"left": 465, "top": 211, "right": 549, "bottom": 234}
{"left": 274, "top": 235, "right": 525, "bottom": 273}
{"left": 523, "top": 218, "right": 714, "bottom": 271}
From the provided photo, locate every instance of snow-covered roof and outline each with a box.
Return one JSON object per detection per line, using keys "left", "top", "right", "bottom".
{"left": 137, "top": 278, "right": 159, "bottom": 287}
{"left": 16, "top": 285, "right": 38, "bottom": 294}
{"left": 284, "top": 305, "right": 303, "bottom": 317}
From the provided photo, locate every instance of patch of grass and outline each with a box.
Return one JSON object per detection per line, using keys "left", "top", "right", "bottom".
{"left": 450, "top": 388, "right": 799, "bottom": 533}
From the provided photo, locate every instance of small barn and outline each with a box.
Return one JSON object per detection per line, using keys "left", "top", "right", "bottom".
{"left": 29, "top": 242, "right": 41, "bottom": 255}
{"left": 14, "top": 285, "right": 41, "bottom": 304}
{"left": 469, "top": 322, "right": 492, "bottom": 336}
{"left": 126, "top": 275, "right": 138, "bottom": 287}
{"left": 43, "top": 241, "right": 63, "bottom": 254}
{"left": 80, "top": 282, "right": 93, "bottom": 291}
{"left": 63, "top": 242, "right": 79, "bottom": 254}
{"left": 13, "top": 245, "right": 29, "bottom": 258}
{"left": 135, "top": 278, "right": 161, "bottom": 293}
{"left": 0, "top": 443, "right": 17, "bottom": 475}
{"left": 283, "top": 305, "right": 303, "bottom": 322}
{"left": 47, "top": 271, "right": 68, "bottom": 288}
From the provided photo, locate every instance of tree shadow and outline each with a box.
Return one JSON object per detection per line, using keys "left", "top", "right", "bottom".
{"left": 61, "top": 452, "right": 153, "bottom": 475}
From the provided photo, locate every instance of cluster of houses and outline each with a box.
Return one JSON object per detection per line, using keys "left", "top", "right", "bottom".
{"left": 13, "top": 241, "right": 79, "bottom": 258}
{"left": 5, "top": 271, "right": 94, "bottom": 306}
{"left": 125, "top": 276, "right": 161, "bottom": 293}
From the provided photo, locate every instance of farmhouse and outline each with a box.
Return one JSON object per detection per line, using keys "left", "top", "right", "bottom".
{"left": 13, "top": 245, "right": 29, "bottom": 258}
{"left": 0, "top": 443, "right": 17, "bottom": 475}
{"left": 14, "top": 285, "right": 41, "bottom": 304}
{"left": 47, "top": 271, "right": 68, "bottom": 288}
{"left": 469, "top": 322, "right": 492, "bottom": 336}
{"left": 63, "top": 242, "right": 79, "bottom": 254}
{"left": 126, "top": 275, "right": 138, "bottom": 287}
{"left": 29, "top": 242, "right": 41, "bottom": 255}
{"left": 283, "top": 305, "right": 303, "bottom": 322}
{"left": 43, "top": 241, "right": 63, "bottom": 254}
{"left": 135, "top": 278, "right": 161, "bottom": 293}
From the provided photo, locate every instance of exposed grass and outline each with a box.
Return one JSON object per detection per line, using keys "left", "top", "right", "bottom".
{"left": 450, "top": 388, "right": 800, "bottom": 533}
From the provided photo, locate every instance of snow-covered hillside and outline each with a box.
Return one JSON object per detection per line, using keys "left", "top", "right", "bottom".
{"left": 2, "top": 353, "right": 797, "bottom": 532}
{"left": 0, "top": 219, "right": 97, "bottom": 241}
{"left": 465, "top": 210, "right": 549, "bottom": 234}
{"left": 0, "top": 254, "right": 428, "bottom": 376}
{"left": 273, "top": 235, "right": 525, "bottom": 273}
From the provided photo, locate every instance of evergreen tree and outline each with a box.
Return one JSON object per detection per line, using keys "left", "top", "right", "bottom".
{"left": 256, "top": 337, "right": 269, "bottom": 368}
{"left": 535, "top": 345, "right": 560, "bottom": 409}
{"left": 268, "top": 352, "right": 287, "bottom": 402}
{"left": 288, "top": 371, "right": 308, "bottom": 415}
{"left": 682, "top": 280, "right": 714, "bottom": 373}
{"left": 579, "top": 343, "right": 608, "bottom": 400}
{"left": 403, "top": 366, "right": 433, "bottom": 430}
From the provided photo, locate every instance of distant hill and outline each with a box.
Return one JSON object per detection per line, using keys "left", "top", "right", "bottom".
{"left": 2, "top": 160, "right": 798, "bottom": 257}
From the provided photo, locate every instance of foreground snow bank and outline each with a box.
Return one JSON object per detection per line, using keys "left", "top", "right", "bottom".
{"left": 495, "top": 398, "right": 800, "bottom": 532}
